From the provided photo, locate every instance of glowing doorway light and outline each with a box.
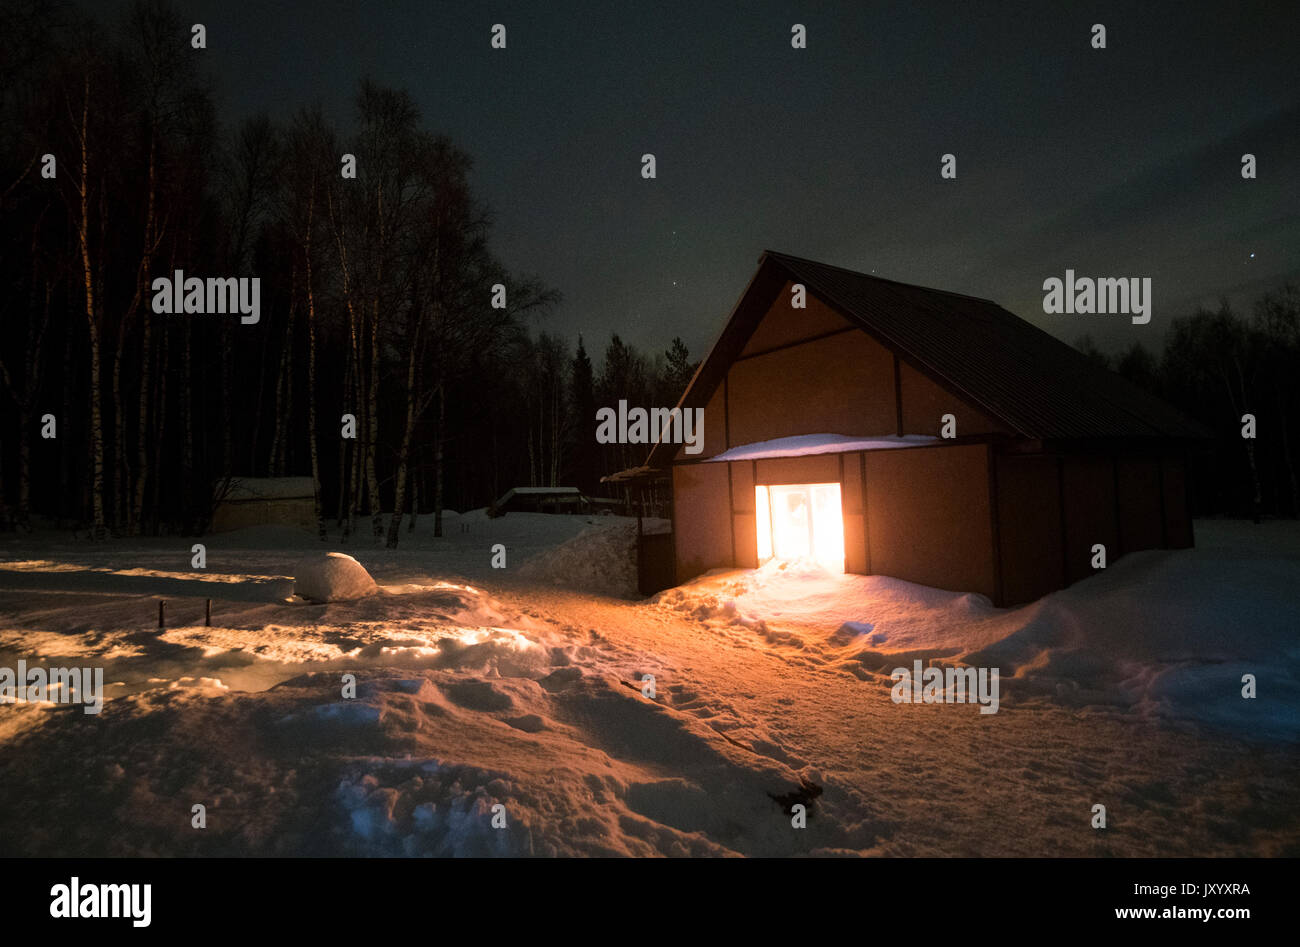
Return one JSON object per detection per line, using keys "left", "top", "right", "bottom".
{"left": 756, "top": 485, "right": 773, "bottom": 561}
{"left": 754, "top": 482, "right": 845, "bottom": 573}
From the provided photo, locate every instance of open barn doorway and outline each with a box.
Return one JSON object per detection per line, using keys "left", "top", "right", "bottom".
{"left": 755, "top": 483, "right": 845, "bottom": 573}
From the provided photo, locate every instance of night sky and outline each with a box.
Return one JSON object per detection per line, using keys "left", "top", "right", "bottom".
{"left": 118, "top": 0, "right": 1299, "bottom": 358}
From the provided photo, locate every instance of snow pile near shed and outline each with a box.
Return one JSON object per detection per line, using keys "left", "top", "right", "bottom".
{"left": 1, "top": 518, "right": 1299, "bottom": 857}
{"left": 656, "top": 526, "right": 1300, "bottom": 741}
{"left": 517, "top": 522, "right": 638, "bottom": 598}
{"left": 294, "top": 552, "right": 377, "bottom": 602}
{"left": 656, "top": 557, "right": 995, "bottom": 647}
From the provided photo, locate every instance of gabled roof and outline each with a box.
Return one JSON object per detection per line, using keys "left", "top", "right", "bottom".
{"left": 649, "top": 251, "right": 1211, "bottom": 465}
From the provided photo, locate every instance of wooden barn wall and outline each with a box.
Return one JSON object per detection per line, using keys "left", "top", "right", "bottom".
{"left": 1161, "top": 455, "right": 1193, "bottom": 548}
{"left": 671, "top": 463, "right": 733, "bottom": 579}
{"left": 677, "top": 283, "right": 1016, "bottom": 461}
{"left": 702, "top": 383, "right": 729, "bottom": 460}
{"left": 664, "top": 272, "right": 1200, "bottom": 598}
{"left": 730, "top": 461, "right": 758, "bottom": 568}
{"left": 681, "top": 445, "right": 995, "bottom": 598}
{"left": 863, "top": 443, "right": 996, "bottom": 599}
{"left": 671, "top": 380, "right": 728, "bottom": 463}
{"left": 1058, "top": 451, "right": 1194, "bottom": 585}
{"left": 678, "top": 445, "right": 1192, "bottom": 601}
{"left": 991, "top": 450, "right": 1192, "bottom": 604}
{"left": 1117, "top": 457, "right": 1164, "bottom": 554}
{"left": 739, "top": 281, "right": 852, "bottom": 355}
{"left": 994, "top": 454, "right": 1064, "bottom": 605}
{"left": 728, "top": 332, "right": 895, "bottom": 448}
{"left": 1061, "top": 455, "right": 1119, "bottom": 585}
{"left": 753, "top": 454, "right": 841, "bottom": 485}
{"left": 899, "top": 361, "right": 1007, "bottom": 437}
{"left": 841, "top": 452, "right": 868, "bottom": 574}
{"left": 681, "top": 444, "right": 1196, "bottom": 598}
{"left": 727, "top": 454, "right": 842, "bottom": 569}
{"left": 211, "top": 497, "right": 316, "bottom": 533}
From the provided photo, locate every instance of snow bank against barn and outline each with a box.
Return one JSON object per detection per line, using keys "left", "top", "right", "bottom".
{"left": 708, "top": 433, "right": 938, "bottom": 462}
{"left": 655, "top": 522, "right": 1300, "bottom": 741}
{"left": 294, "top": 552, "right": 377, "bottom": 603}
{"left": 517, "top": 522, "right": 639, "bottom": 598}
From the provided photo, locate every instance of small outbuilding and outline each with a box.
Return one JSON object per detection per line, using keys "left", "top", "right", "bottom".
{"left": 648, "top": 251, "right": 1211, "bottom": 606}
{"left": 210, "top": 477, "right": 316, "bottom": 532}
{"left": 488, "top": 486, "right": 621, "bottom": 517}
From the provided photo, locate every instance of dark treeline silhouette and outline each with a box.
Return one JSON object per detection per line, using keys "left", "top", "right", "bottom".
{"left": 0, "top": 0, "right": 696, "bottom": 543}
{"left": 1075, "top": 284, "right": 1300, "bottom": 521}
{"left": 523, "top": 332, "right": 696, "bottom": 500}
{"left": 16, "top": 0, "right": 1282, "bottom": 541}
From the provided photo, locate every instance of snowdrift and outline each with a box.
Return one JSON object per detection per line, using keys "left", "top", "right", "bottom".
{"left": 294, "top": 552, "right": 378, "bottom": 603}
{"left": 2, "top": 517, "right": 1297, "bottom": 858}
{"left": 517, "top": 522, "right": 638, "bottom": 598}
{"left": 655, "top": 526, "right": 1300, "bottom": 741}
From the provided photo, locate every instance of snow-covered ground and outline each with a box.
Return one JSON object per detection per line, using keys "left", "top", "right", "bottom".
{"left": 0, "top": 513, "right": 1297, "bottom": 856}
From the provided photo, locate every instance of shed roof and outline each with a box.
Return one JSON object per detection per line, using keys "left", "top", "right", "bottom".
{"left": 491, "top": 486, "right": 582, "bottom": 508}
{"left": 649, "top": 251, "right": 1210, "bottom": 465}
{"left": 218, "top": 476, "right": 316, "bottom": 502}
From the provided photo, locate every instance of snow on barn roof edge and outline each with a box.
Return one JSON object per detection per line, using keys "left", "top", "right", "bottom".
{"left": 706, "top": 433, "right": 940, "bottom": 462}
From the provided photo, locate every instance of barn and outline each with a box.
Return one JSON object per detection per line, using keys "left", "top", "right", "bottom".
{"left": 647, "top": 251, "right": 1212, "bottom": 606}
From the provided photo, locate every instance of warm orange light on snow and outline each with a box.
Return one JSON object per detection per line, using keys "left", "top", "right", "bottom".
{"left": 754, "top": 482, "right": 845, "bottom": 573}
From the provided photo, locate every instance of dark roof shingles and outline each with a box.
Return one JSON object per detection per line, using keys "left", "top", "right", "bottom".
{"left": 762, "top": 251, "right": 1210, "bottom": 441}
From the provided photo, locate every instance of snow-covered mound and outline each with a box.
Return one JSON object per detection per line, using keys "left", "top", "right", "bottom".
{"left": 294, "top": 552, "right": 378, "bottom": 603}
{"left": 655, "top": 530, "right": 1300, "bottom": 741}
{"left": 2, "top": 519, "right": 1299, "bottom": 857}
{"left": 517, "top": 523, "right": 638, "bottom": 598}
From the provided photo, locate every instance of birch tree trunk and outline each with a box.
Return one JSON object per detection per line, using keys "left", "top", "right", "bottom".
{"left": 385, "top": 315, "right": 421, "bottom": 548}
{"left": 129, "top": 307, "right": 152, "bottom": 532}
{"left": 75, "top": 77, "right": 107, "bottom": 540}
{"left": 336, "top": 358, "right": 351, "bottom": 533}
{"left": 182, "top": 317, "right": 194, "bottom": 531}
{"left": 128, "top": 137, "right": 161, "bottom": 533}
{"left": 330, "top": 187, "right": 364, "bottom": 541}
{"left": 220, "top": 319, "right": 233, "bottom": 479}
{"left": 433, "top": 381, "right": 445, "bottom": 538}
{"left": 269, "top": 265, "right": 297, "bottom": 476}
{"left": 111, "top": 322, "right": 128, "bottom": 529}
{"left": 346, "top": 350, "right": 363, "bottom": 540}
{"left": 0, "top": 228, "right": 51, "bottom": 529}
{"left": 249, "top": 313, "right": 269, "bottom": 475}
{"left": 59, "top": 314, "right": 75, "bottom": 523}
{"left": 304, "top": 185, "right": 326, "bottom": 540}
{"left": 367, "top": 299, "right": 382, "bottom": 542}
{"left": 149, "top": 319, "right": 170, "bottom": 533}
{"left": 409, "top": 453, "right": 419, "bottom": 532}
